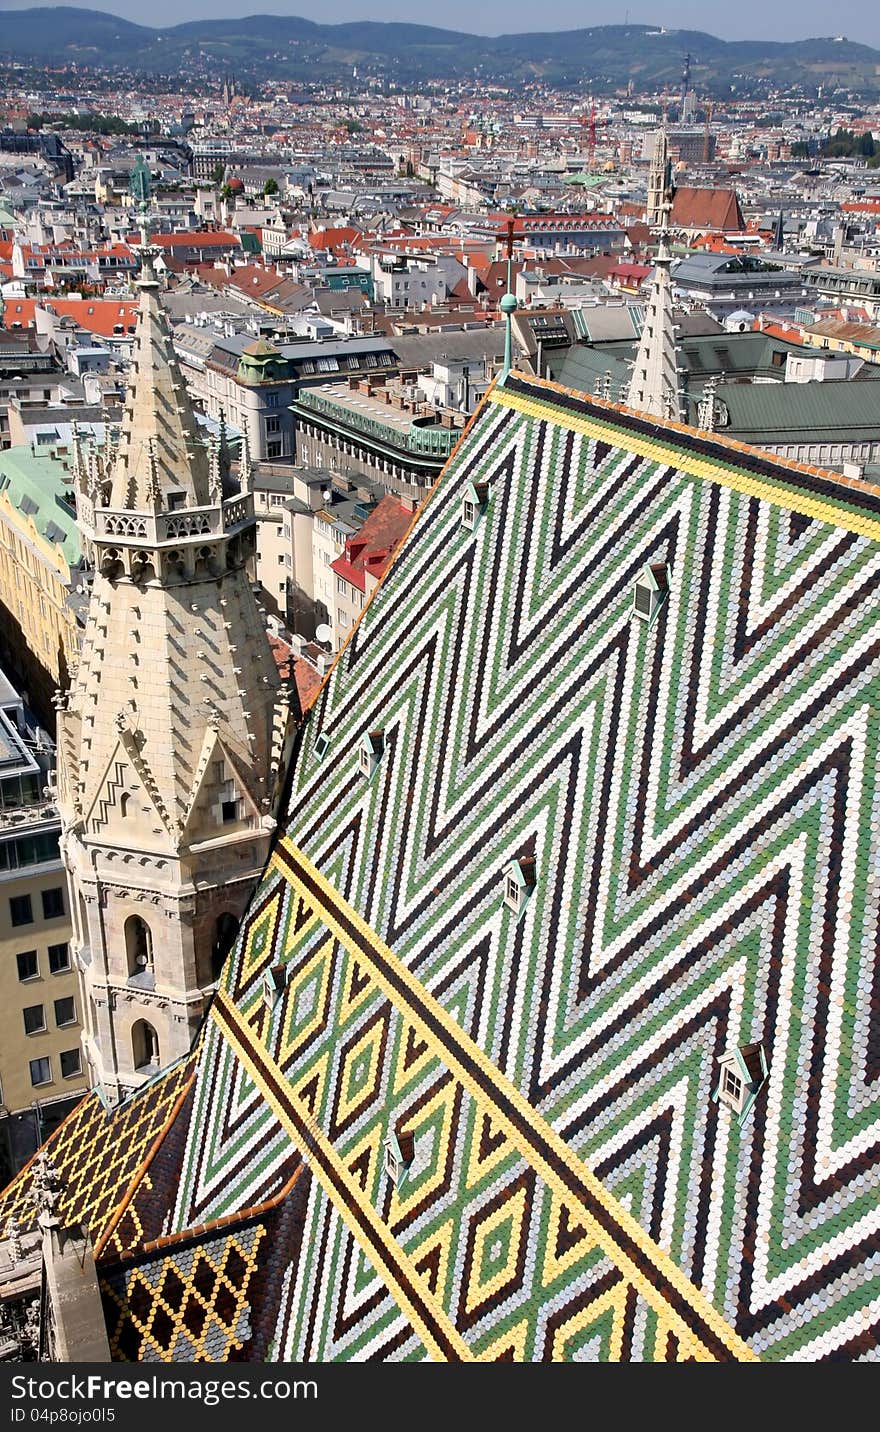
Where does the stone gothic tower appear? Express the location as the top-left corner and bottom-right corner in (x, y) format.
(627, 127), (684, 423)
(55, 252), (296, 1103)
(645, 125), (670, 230)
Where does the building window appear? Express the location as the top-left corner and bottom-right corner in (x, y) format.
(267, 441), (282, 459)
(461, 482), (488, 529)
(60, 1048), (82, 1079)
(16, 950), (38, 981)
(336, 575), (348, 595)
(358, 729), (385, 777)
(125, 915), (154, 978)
(263, 964), (285, 1008)
(29, 1056), (51, 1087)
(41, 888), (65, 920)
(132, 1019), (160, 1070)
(383, 1130), (415, 1187)
(714, 1042), (768, 1124)
(721, 1067), (743, 1104)
(54, 996), (76, 1028)
(266, 391), (280, 408)
(503, 856), (537, 915)
(314, 732), (330, 761)
(10, 894), (33, 927)
(23, 1003), (46, 1035)
(266, 416), (281, 434)
(48, 942), (70, 973)
(221, 799), (239, 822)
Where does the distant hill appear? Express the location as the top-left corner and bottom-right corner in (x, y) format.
(2, 9), (879, 94)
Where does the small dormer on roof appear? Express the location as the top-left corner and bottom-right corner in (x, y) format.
(263, 963), (286, 1008)
(633, 561), (670, 626)
(503, 854), (537, 916)
(383, 1128), (415, 1188)
(713, 1041), (768, 1126)
(358, 729), (385, 778)
(461, 480), (489, 531)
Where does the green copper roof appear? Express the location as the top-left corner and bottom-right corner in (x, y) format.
(0, 444), (81, 567)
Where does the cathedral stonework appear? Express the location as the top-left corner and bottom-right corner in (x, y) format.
(54, 252), (295, 1102)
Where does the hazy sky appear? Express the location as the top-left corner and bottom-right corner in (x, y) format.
(2, 0), (878, 47)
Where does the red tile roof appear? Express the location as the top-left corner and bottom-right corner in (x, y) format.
(146, 231), (241, 250)
(2, 297), (139, 336)
(329, 495), (412, 594)
(269, 636), (323, 712)
(671, 187), (745, 234)
(308, 226), (362, 251)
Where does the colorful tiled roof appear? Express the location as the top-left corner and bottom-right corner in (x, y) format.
(5, 371), (880, 1361)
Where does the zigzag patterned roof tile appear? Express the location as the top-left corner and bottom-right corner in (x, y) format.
(4, 371), (880, 1361)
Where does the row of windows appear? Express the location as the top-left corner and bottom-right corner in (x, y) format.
(9, 887), (65, 926)
(28, 1047), (81, 1087)
(16, 943), (70, 980)
(0, 829), (62, 874)
(23, 995), (77, 1033)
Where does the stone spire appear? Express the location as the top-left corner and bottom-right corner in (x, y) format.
(56, 249), (298, 1103)
(109, 255), (211, 511)
(645, 124), (669, 230)
(626, 128), (684, 423)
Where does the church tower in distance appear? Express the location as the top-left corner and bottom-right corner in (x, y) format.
(55, 249), (296, 1103)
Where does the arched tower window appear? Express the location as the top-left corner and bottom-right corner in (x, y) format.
(211, 912), (239, 982)
(119, 793), (130, 818)
(78, 892), (89, 948)
(132, 1019), (160, 1071)
(125, 915), (153, 979)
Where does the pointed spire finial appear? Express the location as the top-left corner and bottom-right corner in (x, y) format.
(625, 124), (683, 423)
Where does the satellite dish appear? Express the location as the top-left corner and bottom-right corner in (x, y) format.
(315, 623), (332, 644)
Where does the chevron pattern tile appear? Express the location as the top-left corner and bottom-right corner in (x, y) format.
(4, 373), (880, 1361)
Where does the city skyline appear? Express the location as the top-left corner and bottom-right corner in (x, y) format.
(2, 0), (879, 49)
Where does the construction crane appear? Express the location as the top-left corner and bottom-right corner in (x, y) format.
(580, 99), (597, 171)
(702, 100), (713, 164)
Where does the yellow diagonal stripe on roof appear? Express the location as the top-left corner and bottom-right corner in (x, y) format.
(211, 988), (474, 1364)
(273, 837), (758, 1363)
(490, 384), (880, 543)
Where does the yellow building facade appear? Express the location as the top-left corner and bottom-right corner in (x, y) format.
(0, 444), (84, 721)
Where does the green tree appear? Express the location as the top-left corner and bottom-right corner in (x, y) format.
(211, 162), (226, 187)
(263, 177), (279, 196)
